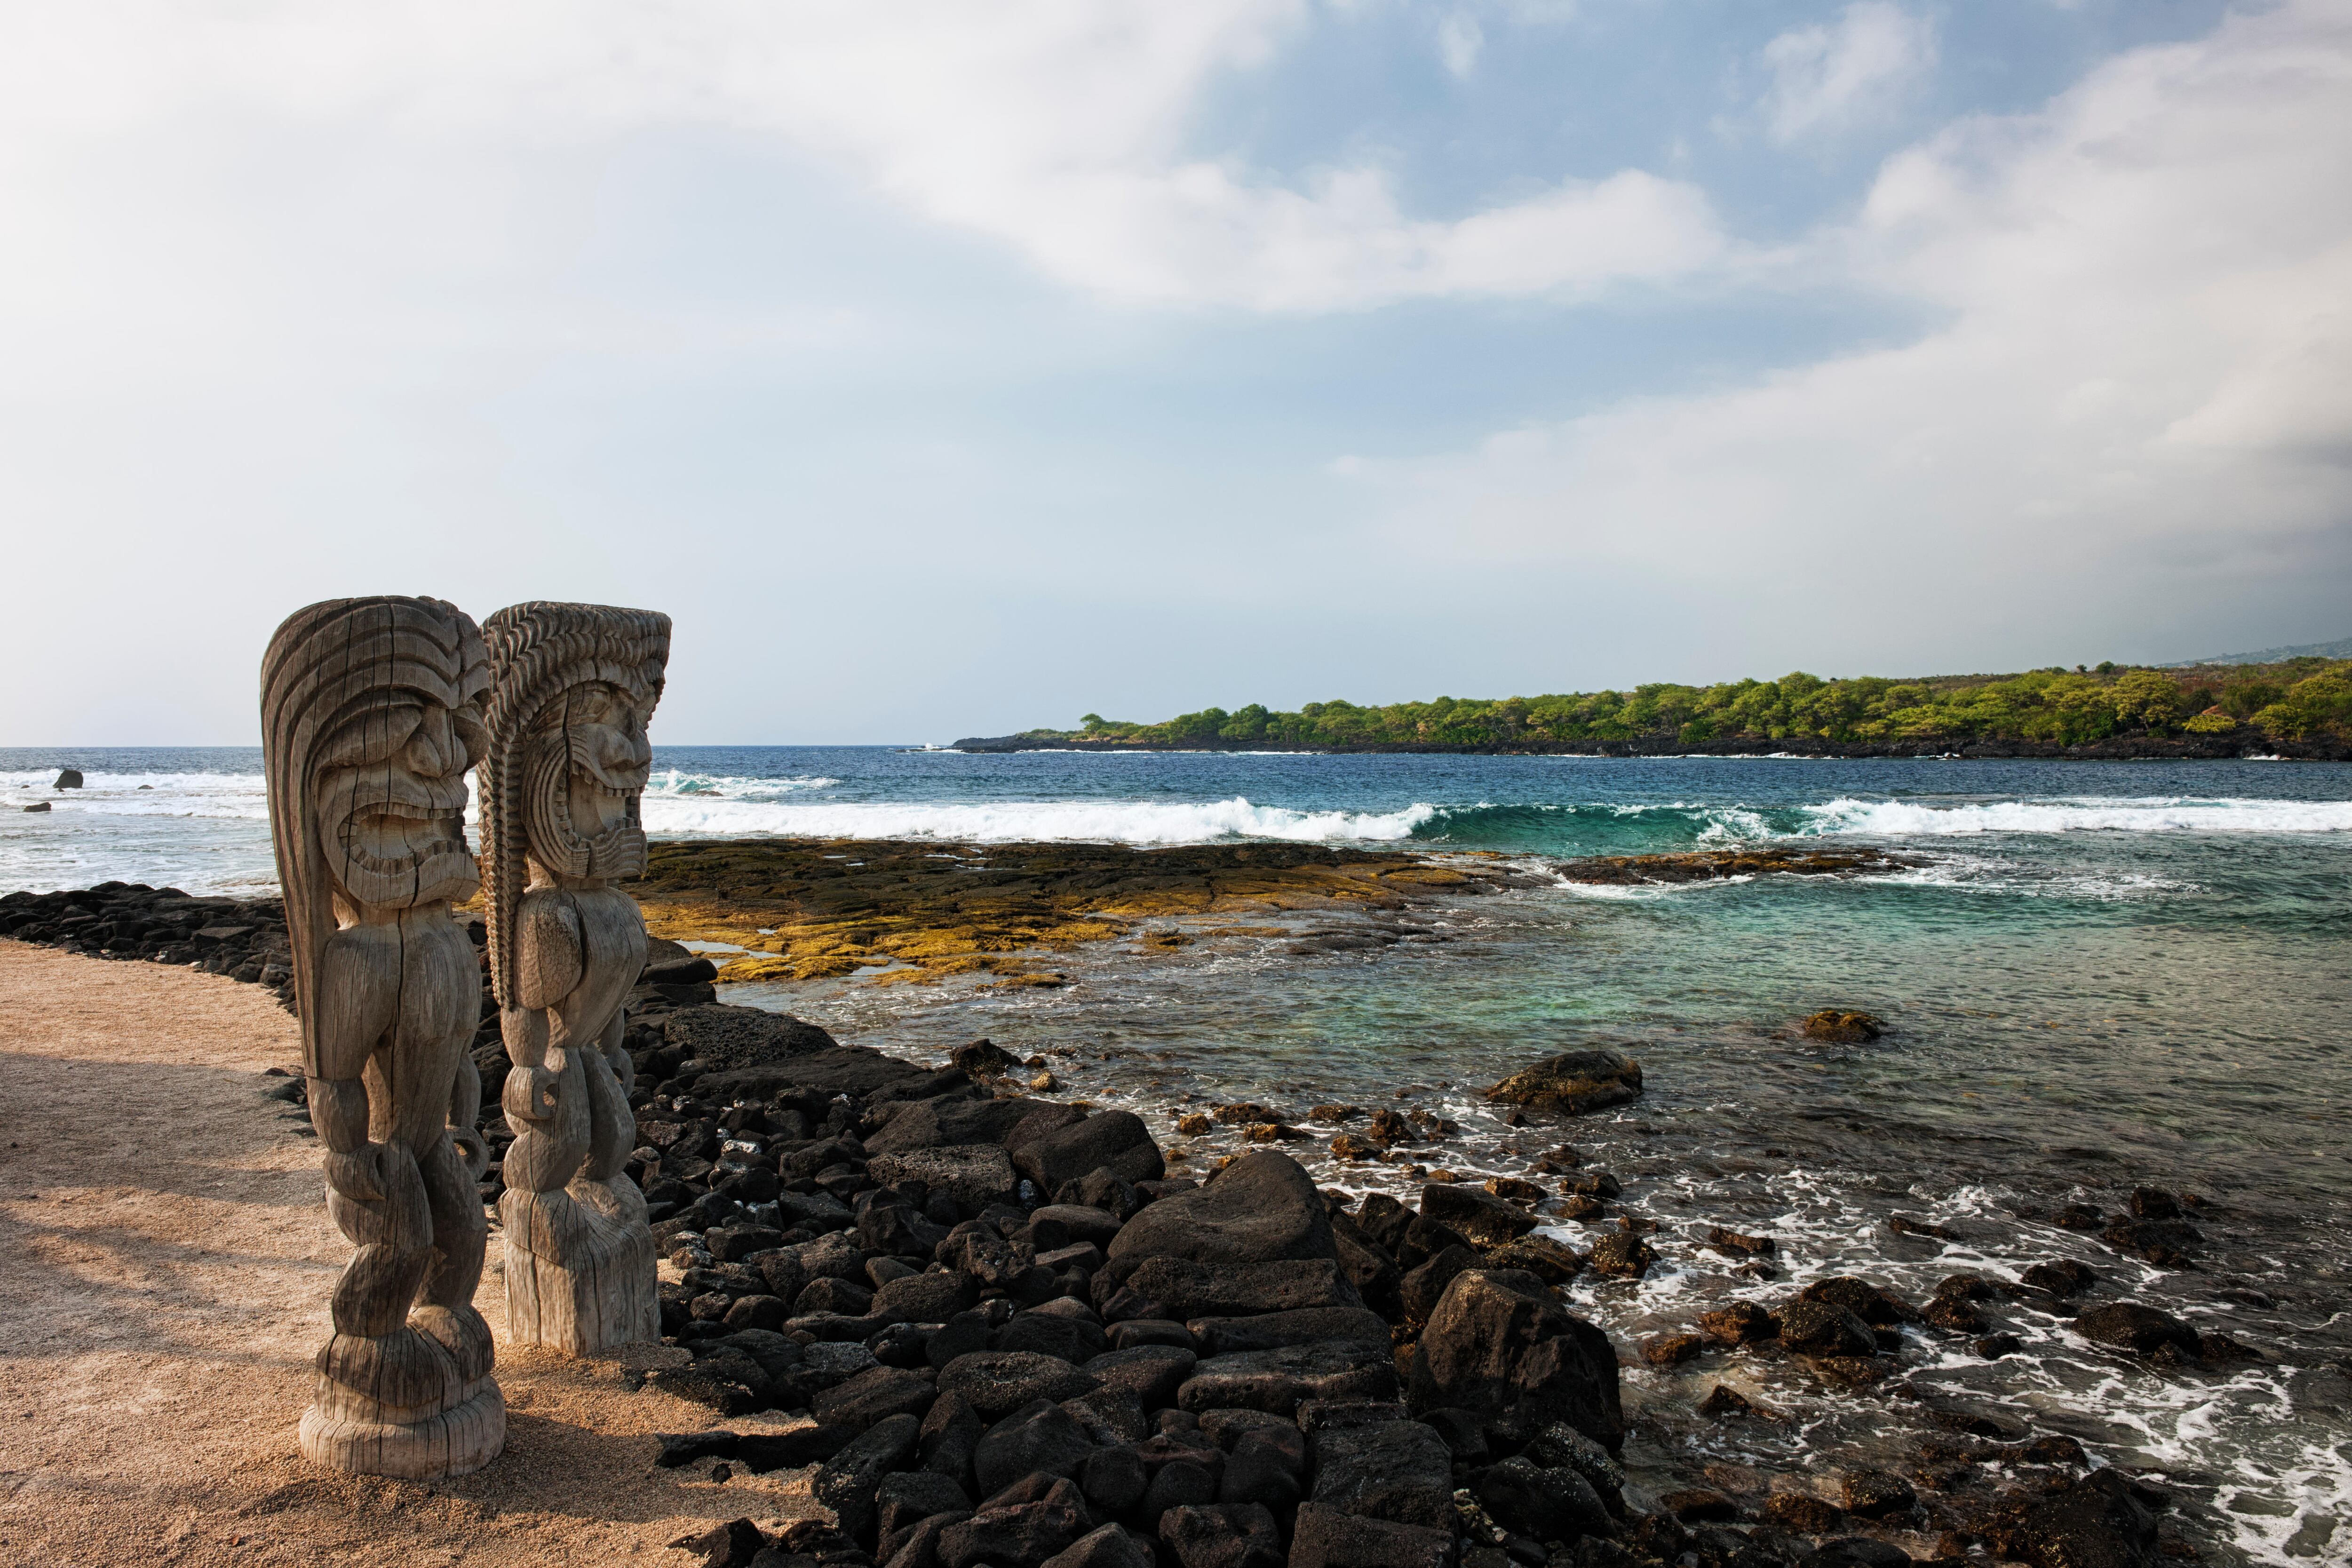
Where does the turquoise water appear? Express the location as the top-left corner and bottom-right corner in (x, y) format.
(6, 747), (2350, 1558)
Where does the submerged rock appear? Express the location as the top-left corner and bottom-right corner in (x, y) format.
(1484, 1050), (1644, 1115)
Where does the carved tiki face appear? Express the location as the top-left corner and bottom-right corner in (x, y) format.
(523, 676), (654, 881)
(479, 604), (670, 906)
(313, 688), (488, 910)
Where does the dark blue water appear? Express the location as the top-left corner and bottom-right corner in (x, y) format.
(7, 746), (2350, 1557)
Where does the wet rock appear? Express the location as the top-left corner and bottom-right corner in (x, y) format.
(1641, 1333), (1704, 1367)
(974, 1399), (1099, 1496)
(1796, 1277), (1919, 1327)
(2102, 1218), (2201, 1266)
(1695, 1384), (1777, 1420)
(1484, 1051), (1644, 1115)
(939, 1351), (1101, 1419)
(1658, 1489), (1739, 1522)
(953, 1039), (1024, 1078)
(1478, 1455), (1613, 1542)
(53, 770), (83, 788)
(1887, 1215), (1961, 1242)
(2018, 1260), (2097, 1298)
(1587, 1233), (1655, 1280)
(1307, 1418), (1454, 1528)
(1704, 1228), (1776, 1257)
(2074, 1303), (2200, 1360)
(1982, 1468), (2162, 1568)
(1772, 1301), (1878, 1359)
(2129, 1187), (2182, 1220)
(1483, 1234), (1583, 1285)
(1407, 1268), (1623, 1448)
(1157, 1503), (1285, 1568)
(1177, 1339), (1399, 1416)
(1798, 1538), (1911, 1568)
(1419, 1183), (1540, 1246)
(1287, 1502), (1455, 1568)
(1697, 1302), (1776, 1345)
(1759, 1494), (1842, 1534)
(1521, 1420), (1625, 1503)
(1975, 1333), (2024, 1359)
(1840, 1470), (1915, 1520)
(1801, 1011), (1882, 1042)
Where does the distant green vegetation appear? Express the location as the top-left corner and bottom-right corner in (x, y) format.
(1036, 658), (2352, 751)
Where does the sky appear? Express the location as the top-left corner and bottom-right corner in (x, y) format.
(2, 0), (2347, 744)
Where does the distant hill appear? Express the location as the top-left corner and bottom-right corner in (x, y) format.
(962, 657), (2352, 759)
(2164, 635), (2352, 667)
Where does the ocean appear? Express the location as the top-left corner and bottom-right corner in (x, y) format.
(5, 745), (2349, 1560)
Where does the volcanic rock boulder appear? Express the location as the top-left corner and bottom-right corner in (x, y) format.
(1406, 1268), (1623, 1448)
(1013, 1110), (1165, 1193)
(2074, 1303), (2202, 1361)
(869, 1146), (1020, 1211)
(1418, 1184), (1540, 1247)
(1287, 1503), (1455, 1568)
(1176, 1340), (1400, 1416)
(1105, 1151), (1336, 1283)
(1307, 1418), (1454, 1528)
(1983, 1469), (2164, 1568)
(1484, 1050), (1643, 1115)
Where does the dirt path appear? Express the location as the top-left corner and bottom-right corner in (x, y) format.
(0, 941), (815, 1567)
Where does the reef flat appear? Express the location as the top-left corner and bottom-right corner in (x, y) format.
(630, 838), (1516, 988)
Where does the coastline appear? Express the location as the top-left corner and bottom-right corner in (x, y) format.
(8, 824), (2349, 1567)
(950, 734), (2345, 761)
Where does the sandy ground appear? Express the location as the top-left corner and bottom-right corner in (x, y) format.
(0, 940), (819, 1568)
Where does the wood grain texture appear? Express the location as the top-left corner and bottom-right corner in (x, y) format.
(261, 596), (505, 1479)
(480, 601), (670, 1354)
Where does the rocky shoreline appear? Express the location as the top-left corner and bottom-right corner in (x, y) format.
(2, 877), (2258, 1568)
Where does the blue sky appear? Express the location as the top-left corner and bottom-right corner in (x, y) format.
(2, 0), (2345, 743)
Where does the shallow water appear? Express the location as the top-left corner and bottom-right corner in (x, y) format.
(6, 746), (2349, 1560)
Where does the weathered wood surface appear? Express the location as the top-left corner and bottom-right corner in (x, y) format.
(481, 601), (670, 1353)
(260, 596), (505, 1478)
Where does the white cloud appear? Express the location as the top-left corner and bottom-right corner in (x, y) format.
(0, 0), (1719, 312)
(1760, 1), (1938, 143)
(1438, 11), (1485, 80)
(1347, 1), (2352, 659)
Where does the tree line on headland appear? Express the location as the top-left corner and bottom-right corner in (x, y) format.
(960, 657), (2352, 757)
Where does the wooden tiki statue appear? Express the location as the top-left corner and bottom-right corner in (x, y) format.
(480, 601), (669, 1352)
(261, 596), (505, 1478)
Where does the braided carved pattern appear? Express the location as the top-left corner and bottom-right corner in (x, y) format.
(478, 603), (669, 1009)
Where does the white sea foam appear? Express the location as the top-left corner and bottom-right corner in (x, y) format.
(1793, 795), (2352, 837)
(638, 795), (1439, 845)
(0, 771), (271, 819)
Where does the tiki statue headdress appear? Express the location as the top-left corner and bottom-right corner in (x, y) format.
(261, 596), (489, 1074)
(477, 601), (669, 1353)
(478, 602), (669, 1007)
(259, 596), (504, 1479)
